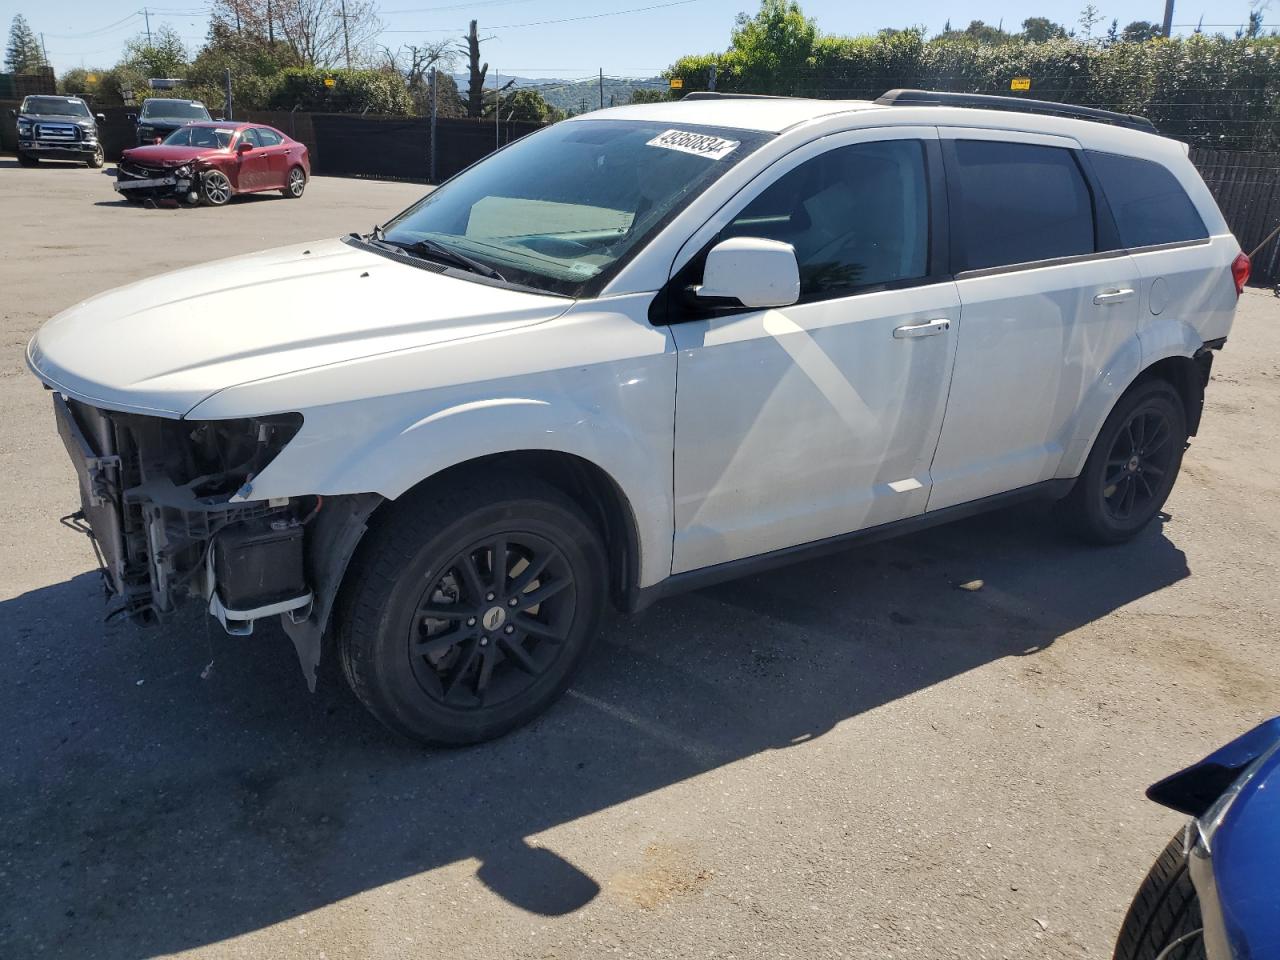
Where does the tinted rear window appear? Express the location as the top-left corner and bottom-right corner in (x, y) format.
(1087, 151), (1208, 249)
(949, 140), (1095, 272)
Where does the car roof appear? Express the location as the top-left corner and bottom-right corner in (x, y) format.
(574, 94), (1186, 163)
(185, 121), (253, 129)
(143, 97), (202, 104)
(573, 96), (884, 133)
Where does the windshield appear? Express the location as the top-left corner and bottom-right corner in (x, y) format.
(22, 96), (90, 118)
(382, 119), (773, 297)
(143, 100), (210, 120)
(162, 125), (234, 148)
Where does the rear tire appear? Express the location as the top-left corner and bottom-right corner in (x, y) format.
(282, 165), (306, 198)
(1059, 379), (1188, 544)
(1113, 831), (1206, 960)
(17, 152), (38, 166)
(338, 473), (607, 745)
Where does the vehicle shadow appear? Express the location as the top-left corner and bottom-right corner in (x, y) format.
(0, 503), (1189, 958)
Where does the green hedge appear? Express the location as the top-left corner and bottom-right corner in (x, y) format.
(267, 67), (412, 114)
(668, 33), (1280, 150)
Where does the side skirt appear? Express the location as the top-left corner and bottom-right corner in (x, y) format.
(627, 478), (1076, 612)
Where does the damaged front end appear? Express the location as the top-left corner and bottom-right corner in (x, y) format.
(113, 160), (200, 203)
(53, 394), (379, 685)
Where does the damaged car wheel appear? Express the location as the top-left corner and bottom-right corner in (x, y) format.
(338, 473), (607, 745)
(200, 169), (232, 206)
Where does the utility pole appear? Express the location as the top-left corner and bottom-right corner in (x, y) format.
(224, 67), (233, 120)
(599, 67), (604, 110)
(267, 0), (274, 45)
(1161, 0), (1175, 35)
(143, 7), (152, 45)
(429, 66), (438, 183)
(708, 63), (717, 91)
(39, 32), (49, 66)
(339, 0), (352, 69)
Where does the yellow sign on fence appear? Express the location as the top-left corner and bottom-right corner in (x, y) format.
(669, 77), (684, 90)
(323, 77), (336, 88)
(1010, 77), (1032, 91)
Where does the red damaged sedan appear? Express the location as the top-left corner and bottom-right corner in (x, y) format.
(114, 121), (310, 206)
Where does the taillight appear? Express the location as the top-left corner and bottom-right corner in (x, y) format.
(1231, 252), (1251, 296)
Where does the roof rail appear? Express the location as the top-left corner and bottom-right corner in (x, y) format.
(875, 89), (1157, 133)
(682, 91), (786, 101)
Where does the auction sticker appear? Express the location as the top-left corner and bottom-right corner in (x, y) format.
(646, 129), (740, 160)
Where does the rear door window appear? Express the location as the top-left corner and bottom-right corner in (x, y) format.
(948, 140), (1096, 271)
(256, 128), (283, 146)
(1086, 151), (1208, 249)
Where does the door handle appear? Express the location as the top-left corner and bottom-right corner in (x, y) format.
(893, 318), (950, 339)
(1093, 288), (1135, 305)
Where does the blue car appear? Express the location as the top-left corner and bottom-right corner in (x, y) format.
(1115, 718), (1280, 960)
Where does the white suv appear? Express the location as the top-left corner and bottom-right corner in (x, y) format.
(29, 91), (1249, 744)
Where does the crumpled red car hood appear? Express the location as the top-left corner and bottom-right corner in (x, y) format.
(121, 144), (227, 166)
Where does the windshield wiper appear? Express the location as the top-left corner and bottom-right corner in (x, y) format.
(393, 238), (506, 282)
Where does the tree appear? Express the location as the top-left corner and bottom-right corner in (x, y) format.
(629, 88), (669, 103)
(936, 19), (1010, 43)
(1077, 4), (1104, 42)
(123, 24), (190, 79)
(1120, 20), (1162, 42)
(5, 14), (45, 73)
(1021, 16), (1068, 41)
(1105, 18), (1120, 45)
(461, 19), (488, 117)
(381, 38), (451, 113)
(272, 0), (381, 68)
(490, 87), (560, 122)
(726, 0), (817, 93)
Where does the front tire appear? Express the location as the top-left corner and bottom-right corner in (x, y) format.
(86, 144), (105, 168)
(1113, 831), (1206, 960)
(200, 169), (233, 206)
(1060, 379), (1188, 544)
(17, 152), (38, 166)
(338, 474), (607, 745)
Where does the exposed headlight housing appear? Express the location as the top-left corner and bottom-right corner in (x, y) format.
(175, 164), (192, 177)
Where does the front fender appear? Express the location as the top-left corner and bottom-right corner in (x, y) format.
(186, 296), (677, 587)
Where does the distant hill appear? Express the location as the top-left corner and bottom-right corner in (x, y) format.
(451, 73), (668, 115)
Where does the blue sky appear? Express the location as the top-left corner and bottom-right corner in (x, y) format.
(2, 0), (1263, 76)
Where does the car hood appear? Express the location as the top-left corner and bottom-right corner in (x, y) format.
(122, 144), (224, 166)
(21, 112), (93, 125)
(28, 238), (572, 418)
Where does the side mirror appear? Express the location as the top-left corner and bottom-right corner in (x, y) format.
(7, 108), (15, 118)
(694, 237), (800, 309)
(95, 113), (106, 122)
(126, 113), (137, 122)
(237, 141), (253, 153)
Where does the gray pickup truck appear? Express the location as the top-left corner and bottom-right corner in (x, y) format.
(13, 94), (106, 167)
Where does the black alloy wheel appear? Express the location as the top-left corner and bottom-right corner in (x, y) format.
(1101, 406), (1178, 524)
(339, 473), (606, 745)
(1060, 379), (1188, 544)
(409, 532), (577, 710)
